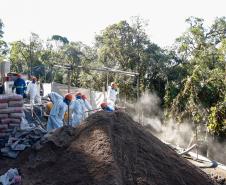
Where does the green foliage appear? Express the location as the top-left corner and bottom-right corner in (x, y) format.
(51, 35), (69, 45)
(166, 16), (226, 135)
(95, 17), (170, 99)
(10, 41), (29, 72)
(0, 19), (3, 38)
(0, 19), (8, 58)
(9, 33), (44, 74)
(208, 102), (226, 136)
(0, 40), (8, 56)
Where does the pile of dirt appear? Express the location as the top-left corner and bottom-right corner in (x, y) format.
(0, 111), (218, 185)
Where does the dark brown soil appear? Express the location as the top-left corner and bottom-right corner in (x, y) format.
(0, 111), (217, 185)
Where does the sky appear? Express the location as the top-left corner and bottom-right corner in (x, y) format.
(0, 0), (225, 48)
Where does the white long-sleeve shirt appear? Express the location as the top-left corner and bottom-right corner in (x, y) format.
(107, 86), (118, 103)
(70, 99), (84, 126)
(27, 82), (38, 99)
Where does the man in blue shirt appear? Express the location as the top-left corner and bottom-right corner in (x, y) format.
(12, 74), (27, 97)
(100, 102), (114, 112)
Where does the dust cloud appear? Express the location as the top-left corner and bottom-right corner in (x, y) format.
(125, 91), (194, 147)
(124, 92), (226, 164)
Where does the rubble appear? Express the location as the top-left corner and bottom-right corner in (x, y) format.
(0, 127), (46, 158)
(0, 168), (21, 185)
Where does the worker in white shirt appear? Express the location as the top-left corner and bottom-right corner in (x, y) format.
(81, 94), (92, 118)
(107, 82), (118, 107)
(26, 76), (42, 106)
(70, 92), (84, 126)
(47, 93), (73, 131)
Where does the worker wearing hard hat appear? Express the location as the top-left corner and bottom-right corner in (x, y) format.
(12, 74), (27, 97)
(44, 93), (68, 122)
(100, 102), (114, 112)
(70, 92), (84, 126)
(107, 82), (118, 107)
(45, 101), (53, 116)
(26, 76), (41, 106)
(47, 92), (73, 131)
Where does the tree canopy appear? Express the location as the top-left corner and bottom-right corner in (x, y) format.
(0, 19), (8, 59)
(166, 17), (226, 135)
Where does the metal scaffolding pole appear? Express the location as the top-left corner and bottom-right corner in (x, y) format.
(55, 64), (139, 77)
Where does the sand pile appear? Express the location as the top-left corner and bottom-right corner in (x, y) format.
(0, 111), (217, 185)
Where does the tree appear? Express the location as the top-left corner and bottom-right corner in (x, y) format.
(0, 19), (3, 38)
(50, 35), (69, 50)
(58, 41), (98, 87)
(0, 40), (8, 57)
(166, 17), (226, 135)
(9, 33), (44, 75)
(10, 41), (29, 72)
(95, 17), (171, 100)
(0, 19), (8, 59)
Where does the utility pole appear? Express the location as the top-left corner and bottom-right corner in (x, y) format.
(67, 64), (72, 126)
(106, 72), (109, 91)
(137, 75), (141, 124)
(136, 21), (141, 124)
(67, 69), (71, 93)
(29, 36), (32, 76)
(195, 123), (199, 160)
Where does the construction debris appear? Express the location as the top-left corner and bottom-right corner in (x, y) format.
(0, 168), (21, 185)
(0, 111), (218, 185)
(0, 127), (46, 158)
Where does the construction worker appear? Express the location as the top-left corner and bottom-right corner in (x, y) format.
(44, 93), (70, 122)
(26, 76), (41, 106)
(44, 101), (53, 118)
(12, 74), (27, 97)
(70, 92), (84, 126)
(47, 92), (63, 103)
(107, 82), (118, 107)
(44, 92), (63, 121)
(47, 92), (73, 131)
(81, 95), (92, 118)
(100, 102), (114, 112)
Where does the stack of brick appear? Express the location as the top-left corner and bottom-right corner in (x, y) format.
(0, 94), (24, 139)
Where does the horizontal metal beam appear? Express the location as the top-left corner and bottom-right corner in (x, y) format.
(78, 66), (138, 76)
(53, 64), (139, 77)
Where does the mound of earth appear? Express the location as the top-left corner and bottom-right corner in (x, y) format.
(0, 111), (217, 185)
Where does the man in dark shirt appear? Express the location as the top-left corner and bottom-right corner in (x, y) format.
(12, 74), (27, 97)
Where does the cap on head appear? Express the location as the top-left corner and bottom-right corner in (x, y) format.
(101, 102), (108, 108)
(65, 93), (73, 101)
(76, 92), (82, 97)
